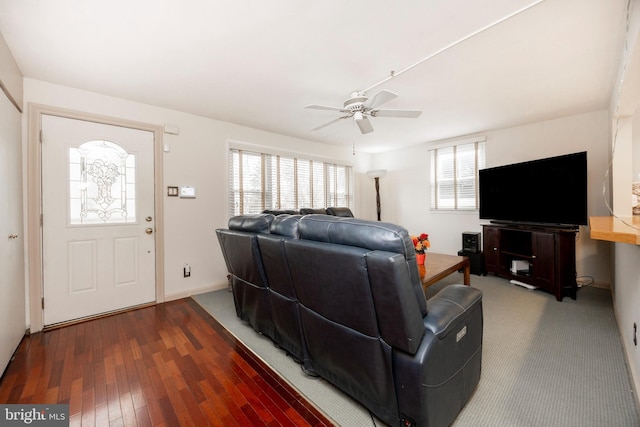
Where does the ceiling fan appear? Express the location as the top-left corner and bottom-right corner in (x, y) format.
(304, 89), (422, 134)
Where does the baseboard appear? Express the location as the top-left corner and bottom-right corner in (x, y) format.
(164, 281), (229, 302)
(591, 280), (611, 290)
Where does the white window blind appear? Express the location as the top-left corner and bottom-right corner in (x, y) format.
(430, 139), (485, 210)
(229, 148), (353, 216)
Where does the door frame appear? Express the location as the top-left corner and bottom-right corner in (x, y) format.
(27, 103), (165, 333)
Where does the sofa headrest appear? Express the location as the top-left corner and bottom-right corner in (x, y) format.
(228, 214), (275, 233)
(326, 207), (354, 217)
(262, 209), (299, 216)
(298, 215), (414, 257)
(270, 214), (302, 237)
(299, 208), (327, 215)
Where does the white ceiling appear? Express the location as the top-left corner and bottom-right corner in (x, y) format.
(0, 0), (628, 153)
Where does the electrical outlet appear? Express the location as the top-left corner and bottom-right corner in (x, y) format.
(183, 264), (191, 278)
(401, 416), (416, 427)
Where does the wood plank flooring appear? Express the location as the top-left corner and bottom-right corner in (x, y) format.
(0, 298), (334, 427)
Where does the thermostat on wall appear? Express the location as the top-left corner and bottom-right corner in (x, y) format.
(179, 186), (196, 198)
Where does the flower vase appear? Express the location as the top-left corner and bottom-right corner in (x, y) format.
(416, 253), (426, 265)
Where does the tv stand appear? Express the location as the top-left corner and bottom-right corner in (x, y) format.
(489, 220), (578, 230)
(483, 223), (577, 301)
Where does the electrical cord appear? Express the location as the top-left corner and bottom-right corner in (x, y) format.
(576, 276), (596, 288)
(369, 411), (378, 427)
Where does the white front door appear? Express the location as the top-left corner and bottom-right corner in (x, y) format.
(41, 114), (156, 326)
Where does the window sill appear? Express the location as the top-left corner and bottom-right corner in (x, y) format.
(589, 216), (640, 245)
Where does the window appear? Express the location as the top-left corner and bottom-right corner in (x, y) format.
(430, 138), (485, 210)
(69, 140), (136, 224)
(229, 148), (353, 216)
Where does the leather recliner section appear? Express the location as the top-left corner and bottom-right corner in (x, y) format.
(216, 214), (275, 340)
(217, 213), (483, 427)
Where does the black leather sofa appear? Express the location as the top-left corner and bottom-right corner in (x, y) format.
(216, 214), (483, 427)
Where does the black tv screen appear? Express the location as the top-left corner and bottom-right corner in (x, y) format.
(479, 151), (588, 227)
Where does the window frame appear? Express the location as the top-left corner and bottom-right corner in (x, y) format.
(227, 142), (354, 216)
(429, 137), (486, 211)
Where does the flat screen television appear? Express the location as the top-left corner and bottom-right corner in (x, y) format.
(479, 151), (588, 227)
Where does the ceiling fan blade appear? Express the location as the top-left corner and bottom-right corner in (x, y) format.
(355, 116), (374, 134)
(363, 89), (398, 110)
(304, 104), (348, 113)
(312, 116), (350, 131)
(371, 109), (422, 118)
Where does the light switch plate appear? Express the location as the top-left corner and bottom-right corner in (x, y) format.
(167, 186), (179, 197)
(179, 186), (196, 198)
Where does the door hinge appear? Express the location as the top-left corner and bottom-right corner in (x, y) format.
(39, 130), (44, 143)
(40, 213), (43, 226)
(41, 297), (44, 310)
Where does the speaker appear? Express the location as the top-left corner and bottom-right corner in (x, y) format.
(462, 232), (481, 253)
(458, 250), (486, 276)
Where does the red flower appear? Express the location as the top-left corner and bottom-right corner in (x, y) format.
(411, 233), (430, 254)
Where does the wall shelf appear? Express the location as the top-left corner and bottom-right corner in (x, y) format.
(589, 216), (640, 245)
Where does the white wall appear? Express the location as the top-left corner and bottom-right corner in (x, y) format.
(0, 30), (23, 110)
(22, 78), (374, 305)
(372, 110), (613, 286)
(615, 242), (640, 408)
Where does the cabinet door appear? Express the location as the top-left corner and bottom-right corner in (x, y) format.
(0, 91), (25, 375)
(483, 226), (500, 274)
(532, 232), (554, 289)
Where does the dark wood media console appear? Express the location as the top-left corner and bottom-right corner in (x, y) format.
(483, 223), (578, 301)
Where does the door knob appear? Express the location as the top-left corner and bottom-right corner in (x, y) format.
(145, 228), (153, 235)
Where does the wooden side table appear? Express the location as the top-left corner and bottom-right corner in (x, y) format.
(419, 252), (470, 292)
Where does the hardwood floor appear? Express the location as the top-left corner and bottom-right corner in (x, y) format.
(0, 298), (334, 427)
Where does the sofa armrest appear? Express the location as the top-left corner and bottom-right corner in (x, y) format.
(392, 284), (483, 427)
(424, 284), (482, 339)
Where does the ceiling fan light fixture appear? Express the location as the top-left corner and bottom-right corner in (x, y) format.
(306, 89), (421, 134)
(355, 114), (374, 134)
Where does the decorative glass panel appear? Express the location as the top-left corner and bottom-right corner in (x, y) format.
(69, 140), (136, 224)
